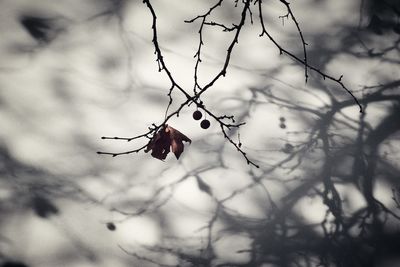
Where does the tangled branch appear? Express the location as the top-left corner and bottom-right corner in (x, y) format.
(98, 0), (362, 167)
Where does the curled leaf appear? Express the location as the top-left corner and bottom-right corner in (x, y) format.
(145, 124), (191, 160)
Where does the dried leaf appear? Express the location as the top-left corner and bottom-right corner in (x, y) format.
(144, 125), (171, 160)
(145, 124), (191, 160)
(166, 125), (191, 159)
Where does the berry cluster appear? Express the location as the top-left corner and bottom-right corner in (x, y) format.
(193, 110), (210, 129)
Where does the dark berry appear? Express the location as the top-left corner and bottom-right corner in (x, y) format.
(106, 222), (116, 231)
(200, 119), (210, 129)
(279, 116), (286, 122)
(279, 123), (286, 129)
(193, 110), (202, 120)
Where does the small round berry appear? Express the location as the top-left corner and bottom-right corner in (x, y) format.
(200, 119), (210, 129)
(279, 123), (286, 129)
(106, 222), (116, 231)
(193, 110), (202, 120)
(279, 116), (286, 122)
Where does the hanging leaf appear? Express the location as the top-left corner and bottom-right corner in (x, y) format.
(166, 125), (191, 159)
(145, 125), (171, 160)
(145, 124), (191, 160)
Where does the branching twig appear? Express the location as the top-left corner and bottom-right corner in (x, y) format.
(99, 0), (258, 166)
(257, 0), (362, 112)
(99, 0), (363, 167)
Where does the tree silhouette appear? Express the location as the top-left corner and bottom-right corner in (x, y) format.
(98, 0), (362, 168)
(0, 0), (399, 266)
(94, 0), (400, 266)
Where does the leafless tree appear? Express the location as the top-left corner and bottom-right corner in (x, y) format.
(1, 0), (399, 266)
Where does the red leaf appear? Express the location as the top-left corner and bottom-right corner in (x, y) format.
(145, 124), (191, 160)
(144, 125), (171, 160)
(166, 125), (191, 159)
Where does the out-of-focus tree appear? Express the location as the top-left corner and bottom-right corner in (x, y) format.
(0, 0), (399, 266)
